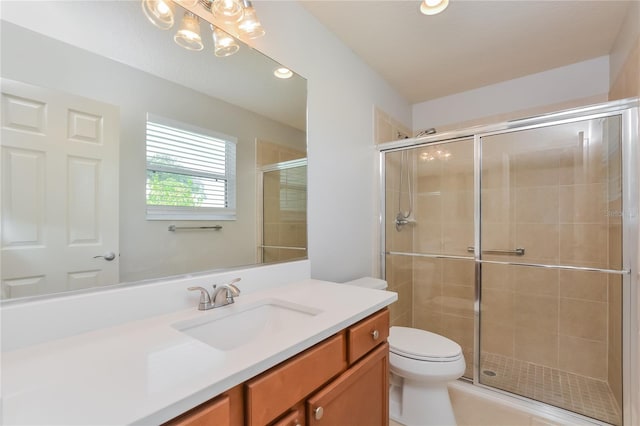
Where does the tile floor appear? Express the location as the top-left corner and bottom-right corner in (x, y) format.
(479, 352), (620, 425)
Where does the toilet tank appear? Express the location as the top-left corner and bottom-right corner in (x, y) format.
(343, 277), (388, 290)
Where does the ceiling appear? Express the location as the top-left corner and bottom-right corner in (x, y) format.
(301, 0), (632, 104)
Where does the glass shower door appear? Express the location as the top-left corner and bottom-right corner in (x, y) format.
(478, 115), (624, 425)
(260, 159), (308, 263)
(384, 138), (476, 379)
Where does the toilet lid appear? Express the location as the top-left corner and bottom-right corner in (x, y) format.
(388, 326), (463, 362)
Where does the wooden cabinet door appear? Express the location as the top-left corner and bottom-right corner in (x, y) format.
(306, 343), (389, 426)
(246, 333), (346, 426)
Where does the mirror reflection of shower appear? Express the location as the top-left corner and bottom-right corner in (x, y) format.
(395, 149), (416, 231)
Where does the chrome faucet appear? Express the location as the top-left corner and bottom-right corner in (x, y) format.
(188, 278), (241, 310)
(211, 278), (241, 307)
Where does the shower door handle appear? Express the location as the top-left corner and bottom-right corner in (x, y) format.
(467, 246), (525, 256)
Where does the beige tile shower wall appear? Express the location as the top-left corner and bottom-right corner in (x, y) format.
(480, 122), (615, 380)
(375, 106), (411, 143)
(412, 139), (476, 378)
(257, 140), (305, 167)
(412, 257), (475, 378)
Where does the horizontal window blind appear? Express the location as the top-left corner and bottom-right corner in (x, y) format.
(145, 114), (236, 220)
(279, 165), (307, 212)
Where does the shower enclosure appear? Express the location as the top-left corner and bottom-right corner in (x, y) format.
(380, 99), (638, 425)
(258, 158), (307, 263)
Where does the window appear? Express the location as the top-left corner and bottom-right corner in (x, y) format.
(145, 114), (236, 220)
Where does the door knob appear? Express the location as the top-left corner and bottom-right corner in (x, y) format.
(314, 406), (324, 420)
(371, 329), (380, 340)
(94, 251), (116, 261)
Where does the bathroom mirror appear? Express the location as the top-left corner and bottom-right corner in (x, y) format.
(0, 0), (307, 301)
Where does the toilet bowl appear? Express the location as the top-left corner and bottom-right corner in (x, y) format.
(344, 277), (466, 426)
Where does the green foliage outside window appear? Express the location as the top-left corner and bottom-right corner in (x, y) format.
(146, 155), (205, 207)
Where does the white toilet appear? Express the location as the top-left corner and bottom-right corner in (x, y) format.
(344, 277), (466, 426)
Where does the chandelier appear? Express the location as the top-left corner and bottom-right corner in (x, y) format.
(141, 0), (265, 57)
(419, 148), (452, 162)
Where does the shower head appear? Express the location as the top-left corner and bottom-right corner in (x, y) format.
(416, 128), (437, 137)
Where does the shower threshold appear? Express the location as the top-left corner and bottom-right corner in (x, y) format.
(479, 352), (621, 425)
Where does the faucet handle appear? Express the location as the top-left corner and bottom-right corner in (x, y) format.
(227, 278), (241, 296)
(188, 286), (212, 310)
(213, 278), (241, 297)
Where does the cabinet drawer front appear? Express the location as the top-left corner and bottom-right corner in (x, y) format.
(307, 343), (389, 426)
(347, 309), (389, 364)
(166, 395), (230, 426)
(246, 333), (346, 426)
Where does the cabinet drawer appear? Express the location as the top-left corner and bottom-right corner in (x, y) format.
(246, 333), (346, 426)
(166, 394), (230, 426)
(347, 309), (389, 364)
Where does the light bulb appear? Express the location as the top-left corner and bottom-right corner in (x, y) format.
(273, 67), (293, 79)
(238, 2), (265, 39)
(174, 12), (204, 51)
(420, 0), (449, 15)
(211, 0), (244, 24)
(212, 25), (240, 57)
(141, 0), (175, 30)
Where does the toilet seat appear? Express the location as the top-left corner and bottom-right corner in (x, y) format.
(389, 326), (462, 362)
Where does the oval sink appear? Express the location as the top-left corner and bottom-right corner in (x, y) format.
(172, 299), (321, 351)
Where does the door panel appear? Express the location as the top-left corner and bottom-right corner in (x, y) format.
(480, 116), (621, 269)
(479, 115), (624, 425)
(306, 343), (388, 426)
(1, 79), (119, 299)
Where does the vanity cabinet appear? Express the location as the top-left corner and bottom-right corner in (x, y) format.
(249, 308), (390, 426)
(166, 308), (389, 426)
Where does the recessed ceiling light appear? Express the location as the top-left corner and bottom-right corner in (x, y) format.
(420, 0), (449, 15)
(274, 67), (293, 79)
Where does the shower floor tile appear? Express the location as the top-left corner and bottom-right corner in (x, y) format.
(480, 352), (621, 425)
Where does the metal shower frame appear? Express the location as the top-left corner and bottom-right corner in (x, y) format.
(377, 98), (639, 426)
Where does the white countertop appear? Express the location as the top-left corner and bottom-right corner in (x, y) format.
(1, 279), (397, 425)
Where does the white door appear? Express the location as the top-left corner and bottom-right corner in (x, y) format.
(1, 79), (119, 299)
